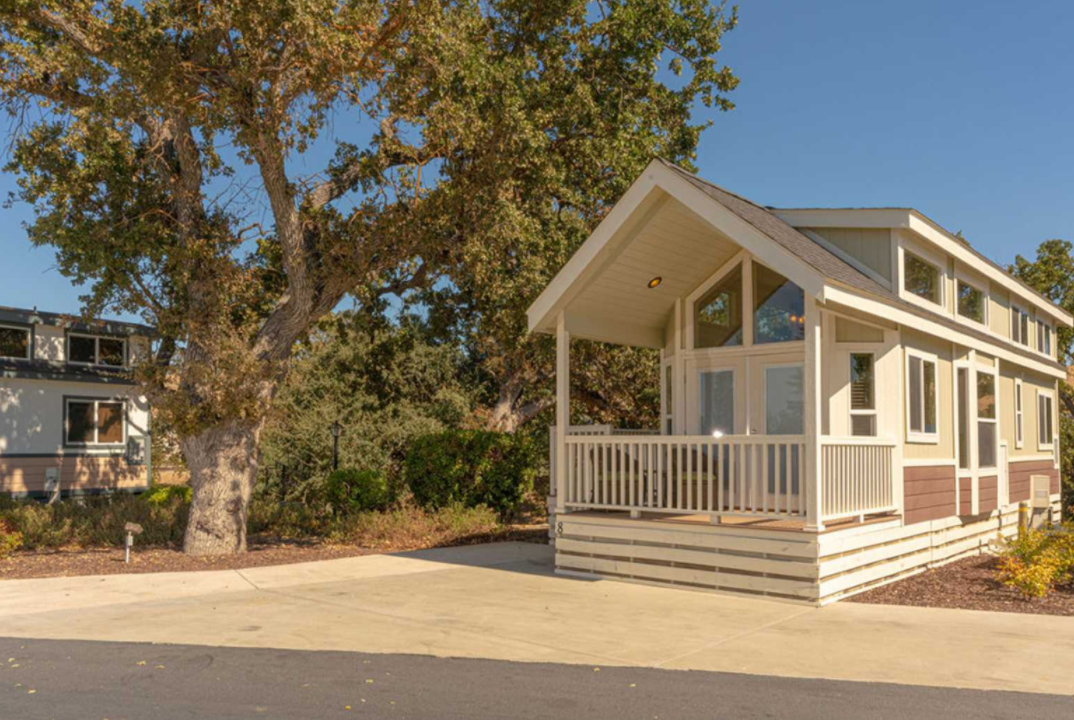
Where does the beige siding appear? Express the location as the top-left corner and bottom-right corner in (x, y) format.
(989, 283), (1010, 337)
(808, 228), (892, 281)
(0, 454), (146, 494)
(902, 329), (955, 461)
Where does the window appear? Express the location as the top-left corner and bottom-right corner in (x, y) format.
(1037, 320), (1052, 355)
(0, 325), (31, 360)
(765, 365), (804, 435)
(1011, 308), (1030, 346)
(1038, 391), (1055, 449)
(65, 399), (125, 446)
(753, 263), (804, 344)
(904, 252), (941, 305)
(849, 353), (876, 436)
(956, 280), (985, 323)
(67, 333), (126, 367)
(976, 371), (997, 469)
(907, 352), (938, 441)
(1015, 378), (1024, 449)
(695, 264), (743, 349)
(699, 369), (734, 436)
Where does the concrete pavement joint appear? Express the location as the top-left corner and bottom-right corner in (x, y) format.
(649, 606), (816, 668)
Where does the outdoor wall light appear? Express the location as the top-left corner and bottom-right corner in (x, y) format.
(647, 276), (662, 289)
(711, 429), (724, 439)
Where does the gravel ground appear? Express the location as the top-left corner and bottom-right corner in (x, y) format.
(847, 553), (1074, 616)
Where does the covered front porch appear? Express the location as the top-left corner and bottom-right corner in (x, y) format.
(531, 160), (904, 537)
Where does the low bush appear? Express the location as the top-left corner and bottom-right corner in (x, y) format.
(996, 524), (1074, 598)
(141, 484), (193, 506)
(330, 502), (503, 550)
(0, 494), (188, 551)
(0, 518), (22, 560)
(323, 469), (390, 514)
(403, 430), (535, 519)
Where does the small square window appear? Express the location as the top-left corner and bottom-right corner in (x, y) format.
(851, 414), (876, 437)
(0, 326), (30, 359)
(98, 338), (125, 366)
(904, 252), (941, 305)
(956, 281), (985, 323)
(69, 335), (97, 364)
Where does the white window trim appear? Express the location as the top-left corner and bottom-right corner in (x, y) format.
(1037, 388), (1055, 451)
(954, 277), (988, 326)
(0, 323), (32, 360)
(67, 332), (128, 368)
(65, 398), (127, 447)
(905, 349), (940, 444)
(661, 358), (675, 435)
(975, 365), (999, 472)
(848, 352), (877, 437)
(1014, 378), (1024, 449)
(899, 244), (946, 312)
(1010, 305), (1030, 347)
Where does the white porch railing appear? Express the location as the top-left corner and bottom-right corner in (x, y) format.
(820, 437), (897, 522)
(551, 427), (898, 526)
(562, 434), (807, 519)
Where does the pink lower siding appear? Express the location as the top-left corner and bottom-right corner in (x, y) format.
(1008, 459), (1058, 502)
(903, 465), (956, 525)
(979, 475), (998, 513)
(0, 455), (145, 494)
(958, 477), (972, 515)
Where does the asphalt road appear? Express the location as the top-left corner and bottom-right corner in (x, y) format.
(0, 637), (1069, 719)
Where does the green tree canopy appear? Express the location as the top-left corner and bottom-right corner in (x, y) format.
(0, 0), (738, 553)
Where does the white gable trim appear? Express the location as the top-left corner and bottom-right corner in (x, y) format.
(527, 160), (827, 335)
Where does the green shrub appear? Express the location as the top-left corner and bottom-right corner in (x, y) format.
(323, 469), (390, 515)
(141, 484), (193, 506)
(996, 525), (1074, 598)
(0, 494), (188, 550)
(0, 518), (22, 560)
(403, 430), (535, 518)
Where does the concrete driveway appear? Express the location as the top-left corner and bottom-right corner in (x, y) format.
(2, 542), (1071, 695)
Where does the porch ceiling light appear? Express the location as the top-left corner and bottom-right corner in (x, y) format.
(647, 276), (662, 289)
(711, 429), (724, 439)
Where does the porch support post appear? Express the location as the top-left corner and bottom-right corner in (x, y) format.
(555, 312), (570, 516)
(804, 295), (825, 531)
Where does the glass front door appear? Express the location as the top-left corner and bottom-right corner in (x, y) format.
(764, 364), (804, 435)
(699, 369), (734, 436)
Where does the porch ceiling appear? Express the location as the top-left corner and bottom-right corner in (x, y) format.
(562, 194), (741, 348)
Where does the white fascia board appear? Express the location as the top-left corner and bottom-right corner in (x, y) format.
(527, 160), (828, 336)
(824, 284), (1067, 380)
(658, 169), (828, 300)
(771, 208), (912, 230)
(526, 164), (664, 335)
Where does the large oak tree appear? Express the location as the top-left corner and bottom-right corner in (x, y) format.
(0, 0), (737, 554)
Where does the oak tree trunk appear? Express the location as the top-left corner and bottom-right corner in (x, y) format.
(181, 420), (265, 555)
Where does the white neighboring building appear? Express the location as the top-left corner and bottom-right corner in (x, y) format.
(0, 305), (153, 498)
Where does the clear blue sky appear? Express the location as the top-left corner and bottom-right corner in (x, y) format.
(2, 0), (1072, 322)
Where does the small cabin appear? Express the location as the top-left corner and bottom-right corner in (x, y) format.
(528, 159), (1068, 605)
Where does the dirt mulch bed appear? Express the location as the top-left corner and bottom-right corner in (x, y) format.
(1, 525), (550, 581)
(847, 553), (1074, 616)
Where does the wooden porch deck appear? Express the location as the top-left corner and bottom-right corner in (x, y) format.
(565, 509), (900, 534)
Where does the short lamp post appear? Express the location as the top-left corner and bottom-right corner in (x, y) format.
(330, 420), (343, 471)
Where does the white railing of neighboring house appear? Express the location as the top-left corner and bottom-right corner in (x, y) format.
(561, 434), (808, 519)
(820, 437), (898, 523)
